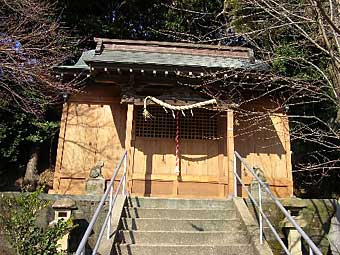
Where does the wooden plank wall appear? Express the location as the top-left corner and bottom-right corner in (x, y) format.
(234, 101), (293, 197)
(51, 84), (126, 194)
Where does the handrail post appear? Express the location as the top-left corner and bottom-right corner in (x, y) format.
(122, 154), (127, 195)
(258, 184), (263, 244)
(107, 185), (113, 240)
(233, 153), (237, 197)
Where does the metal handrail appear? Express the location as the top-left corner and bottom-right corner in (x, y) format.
(234, 151), (322, 255)
(75, 151), (127, 255)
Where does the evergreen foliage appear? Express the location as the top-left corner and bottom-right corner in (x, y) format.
(0, 188), (74, 255)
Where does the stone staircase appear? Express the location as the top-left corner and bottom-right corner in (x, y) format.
(111, 197), (266, 255)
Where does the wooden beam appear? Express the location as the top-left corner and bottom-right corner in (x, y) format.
(226, 110), (235, 197)
(131, 173), (229, 183)
(125, 104), (134, 194)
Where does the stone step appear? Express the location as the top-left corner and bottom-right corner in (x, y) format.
(126, 197), (233, 209)
(117, 230), (250, 245)
(113, 244), (255, 255)
(121, 218), (244, 231)
(122, 207), (237, 219)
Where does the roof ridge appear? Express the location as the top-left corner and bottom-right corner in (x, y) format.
(94, 37), (252, 53)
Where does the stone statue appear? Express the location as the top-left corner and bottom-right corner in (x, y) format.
(250, 165), (270, 200)
(253, 165), (267, 182)
(89, 161), (104, 178)
(86, 161), (105, 195)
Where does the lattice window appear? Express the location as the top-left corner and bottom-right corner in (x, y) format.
(135, 106), (218, 139)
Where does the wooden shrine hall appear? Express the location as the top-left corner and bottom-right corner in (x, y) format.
(51, 38), (293, 198)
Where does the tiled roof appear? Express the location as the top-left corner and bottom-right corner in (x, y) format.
(58, 38), (269, 71)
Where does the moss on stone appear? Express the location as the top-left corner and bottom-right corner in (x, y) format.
(245, 198), (336, 254)
(266, 239), (284, 255)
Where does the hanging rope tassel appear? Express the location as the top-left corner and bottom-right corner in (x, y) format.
(175, 111), (180, 176)
(143, 108), (153, 119)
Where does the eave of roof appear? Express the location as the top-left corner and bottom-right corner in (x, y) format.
(88, 50), (267, 70)
(57, 50), (94, 71)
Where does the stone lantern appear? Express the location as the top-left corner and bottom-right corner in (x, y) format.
(280, 199), (308, 255)
(51, 198), (77, 252)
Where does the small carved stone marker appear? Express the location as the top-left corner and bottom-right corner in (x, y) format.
(86, 161), (105, 195)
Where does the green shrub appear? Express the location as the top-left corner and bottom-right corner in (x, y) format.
(0, 188), (73, 255)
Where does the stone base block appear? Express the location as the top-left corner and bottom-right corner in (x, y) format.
(86, 177), (105, 195)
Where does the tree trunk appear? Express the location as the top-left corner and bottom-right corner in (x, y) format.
(329, 61), (340, 122)
(24, 145), (40, 186)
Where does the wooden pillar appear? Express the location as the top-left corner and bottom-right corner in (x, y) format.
(218, 115), (227, 197)
(50, 103), (69, 194)
(283, 114), (294, 197)
(172, 179), (178, 197)
(125, 104), (134, 194)
(226, 110), (235, 197)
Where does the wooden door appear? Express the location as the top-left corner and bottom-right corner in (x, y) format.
(131, 106), (228, 198)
